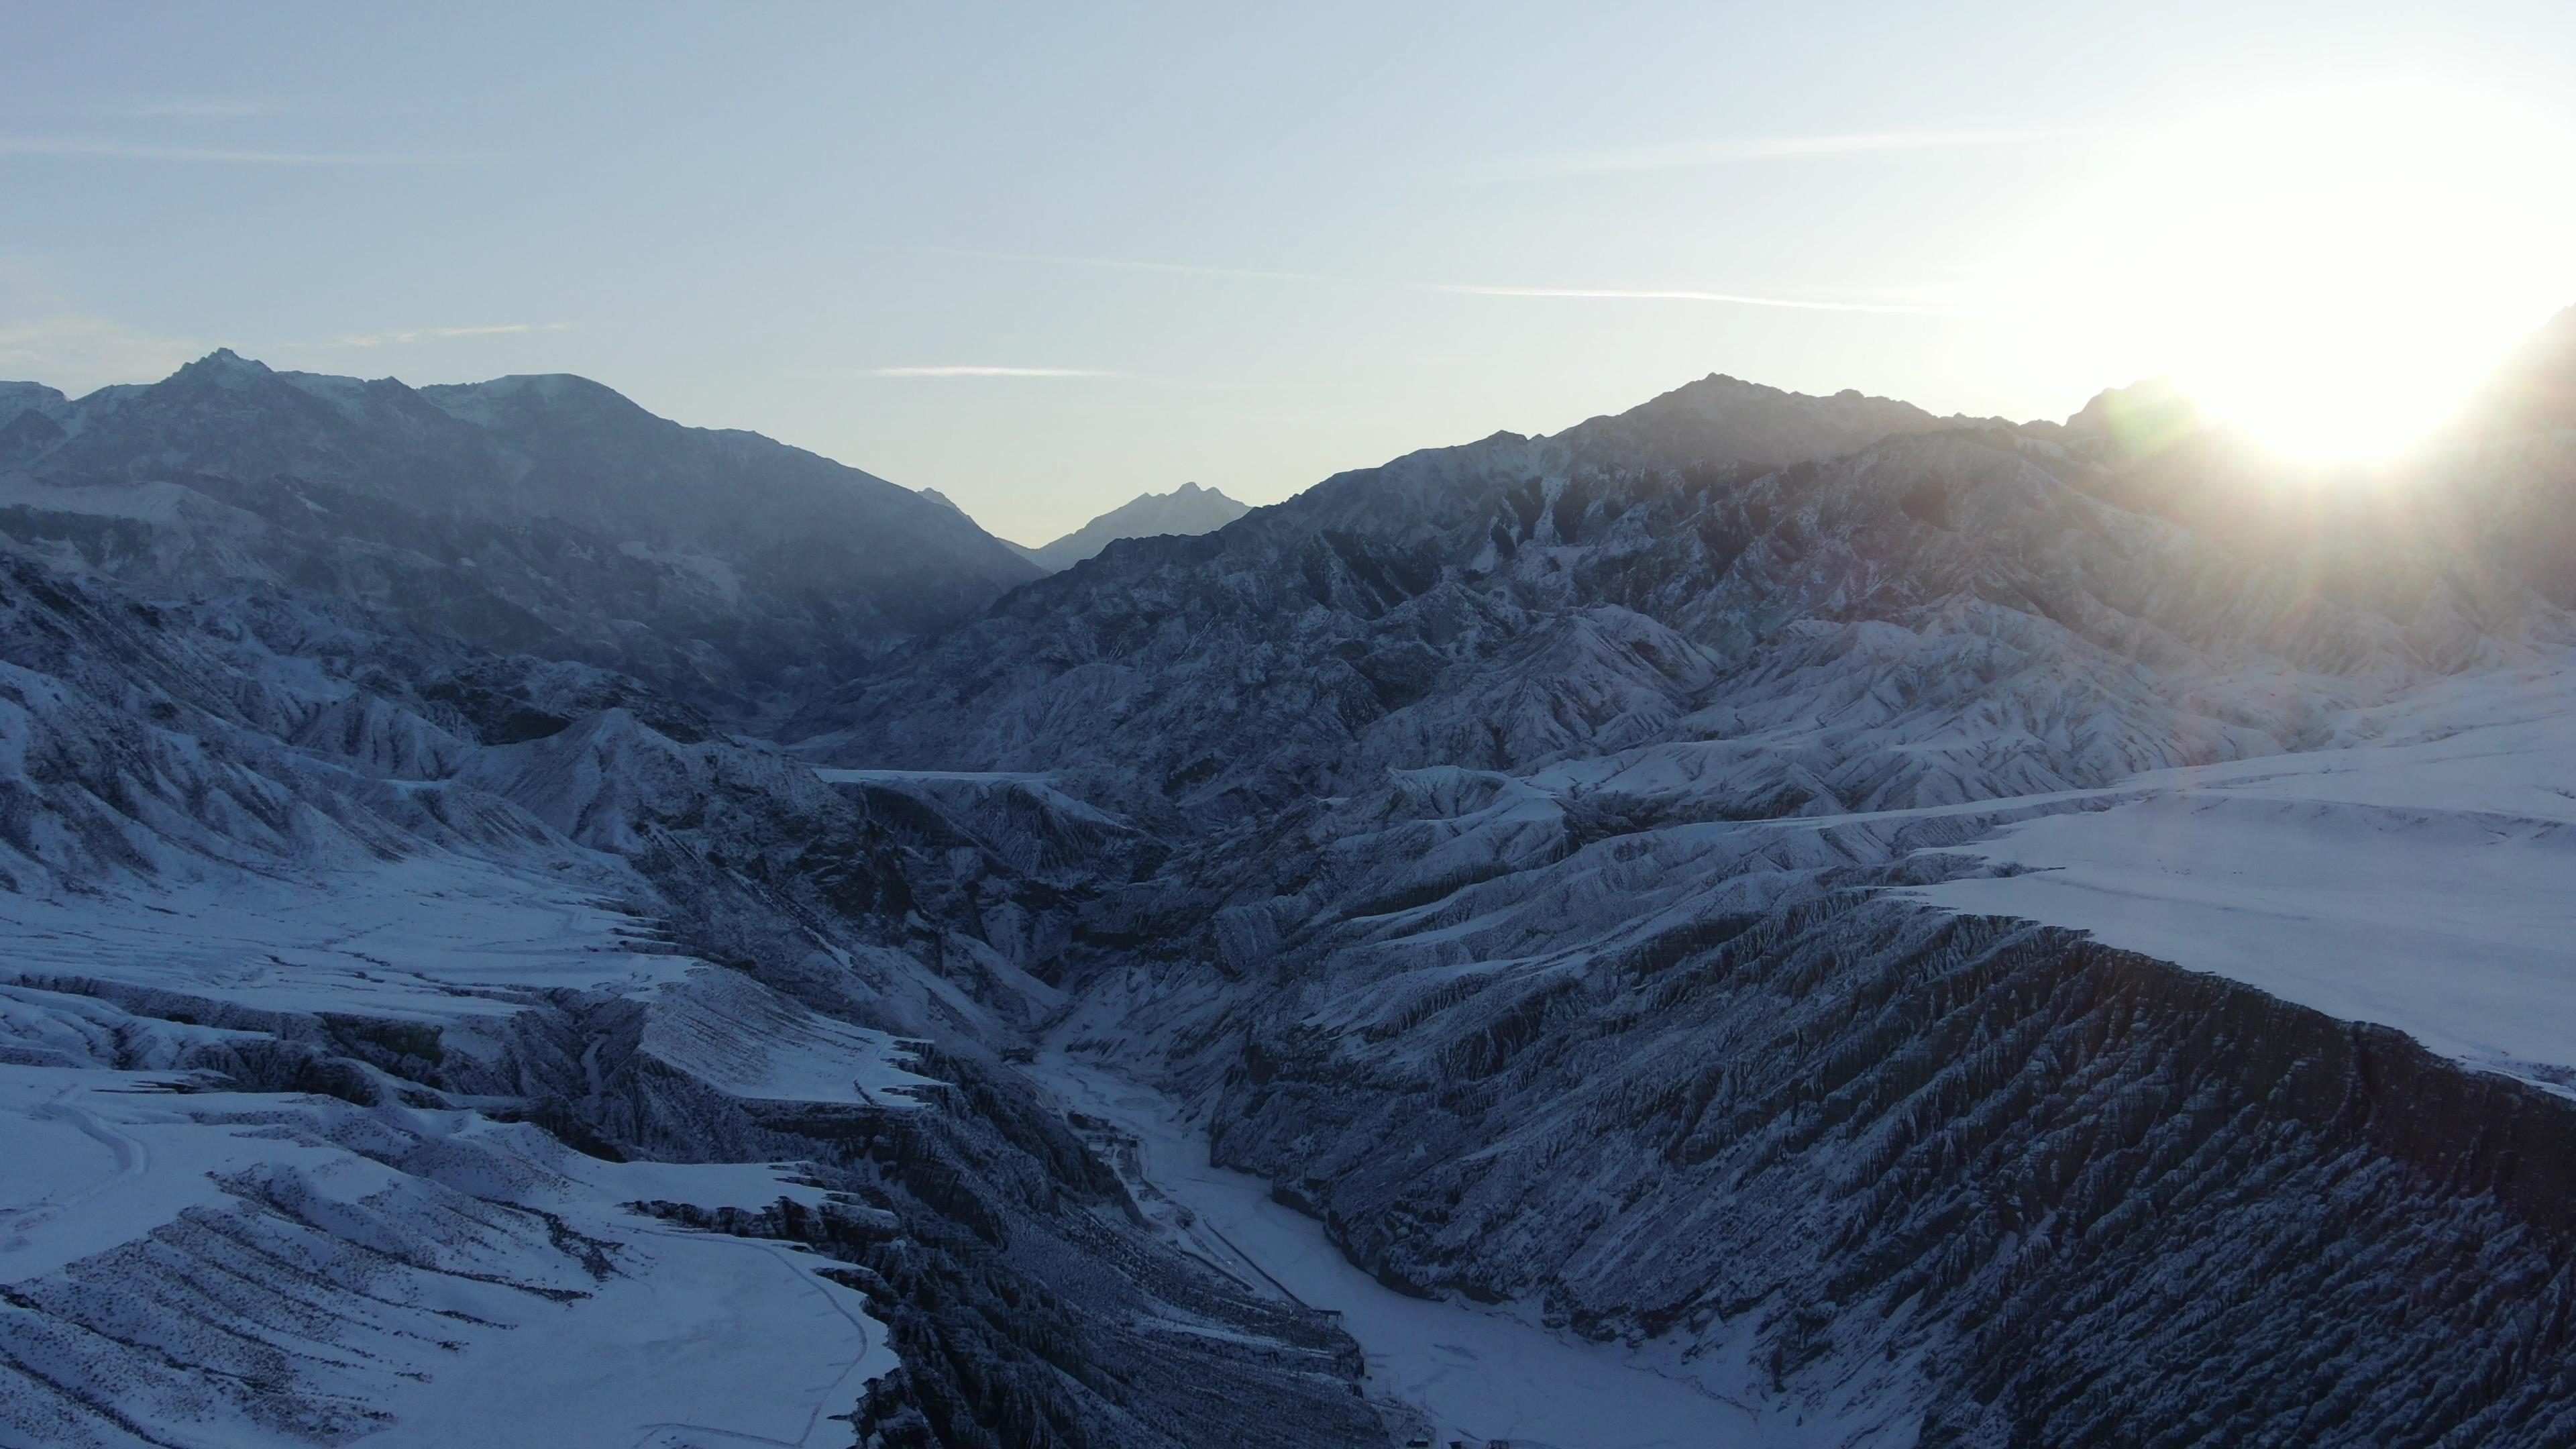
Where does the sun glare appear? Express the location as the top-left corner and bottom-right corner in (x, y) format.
(2006, 84), (2576, 464)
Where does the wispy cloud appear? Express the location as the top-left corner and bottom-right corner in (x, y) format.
(1428, 284), (1956, 316)
(283, 323), (574, 350)
(0, 262), (204, 392)
(125, 99), (288, 121)
(0, 316), (203, 391)
(1491, 129), (2053, 179)
(902, 245), (1322, 283)
(864, 365), (1117, 378)
(0, 136), (482, 165)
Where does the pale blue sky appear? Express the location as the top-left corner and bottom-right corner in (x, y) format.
(6, 2), (2573, 541)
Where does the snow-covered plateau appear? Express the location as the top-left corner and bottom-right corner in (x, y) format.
(1917, 661), (2576, 1090)
(5, 327), (2576, 1446)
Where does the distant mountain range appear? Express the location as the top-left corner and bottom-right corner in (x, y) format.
(0, 349), (1040, 722)
(991, 480), (1250, 572)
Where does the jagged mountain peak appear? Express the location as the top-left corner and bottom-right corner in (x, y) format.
(176, 345), (272, 379)
(17, 347), (496, 497)
(1018, 477), (1252, 572)
(1623, 369), (1909, 414)
(1591, 370), (1952, 470)
(117, 347), (419, 413)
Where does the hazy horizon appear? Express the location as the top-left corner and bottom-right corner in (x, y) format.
(5, 339), (2167, 549)
(9, 1), (2575, 539)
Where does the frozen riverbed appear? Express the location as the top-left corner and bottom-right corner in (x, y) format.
(1024, 1047), (1888, 1449)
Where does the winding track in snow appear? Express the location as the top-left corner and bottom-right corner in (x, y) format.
(1, 1083), (153, 1245)
(621, 1230), (890, 1449)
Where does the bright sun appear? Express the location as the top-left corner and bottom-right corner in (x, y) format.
(2009, 84), (2576, 464)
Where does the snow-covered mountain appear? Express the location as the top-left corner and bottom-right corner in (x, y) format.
(0, 555), (1379, 1448)
(0, 351), (1042, 723)
(1012, 480), (1249, 572)
(796, 372), (2558, 816)
(5, 335), (2576, 1447)
(0, 358), (1370, 1448)
(790, 360), (2576, 1444)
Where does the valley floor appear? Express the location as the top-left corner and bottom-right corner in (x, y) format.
(1025, 1040), (1896, 1449)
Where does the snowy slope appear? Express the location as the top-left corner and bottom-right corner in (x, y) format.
(0, 834), (924, 1447)
(0, 1064), (899, 1449)
(1918, 659), (2576, 1090)
(0, 861), (937, 1102)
